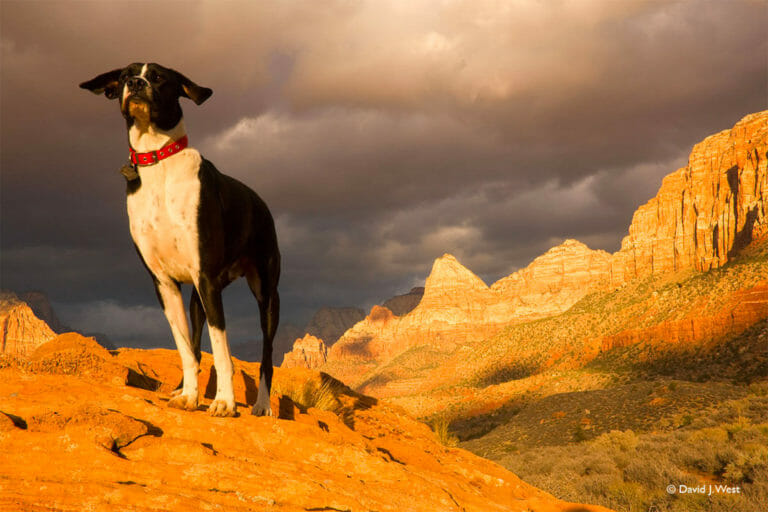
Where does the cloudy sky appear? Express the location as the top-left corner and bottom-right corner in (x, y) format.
(1, 1), (766, 353)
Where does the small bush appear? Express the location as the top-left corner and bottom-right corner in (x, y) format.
(273, 377), (343, 414)
(431, 416), (459, 447)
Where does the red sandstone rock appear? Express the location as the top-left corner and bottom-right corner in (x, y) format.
(0, 340), (611, 512)
(610, 111), (768, 283)
(599, 284), (768, 352)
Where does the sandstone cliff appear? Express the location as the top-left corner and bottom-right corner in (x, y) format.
(281, 333), (328, 369)
(609, 110), (768, 283)
(492, 240), (612, 318)
(0, 292), (57, 357)
(0, 334), (611, 512)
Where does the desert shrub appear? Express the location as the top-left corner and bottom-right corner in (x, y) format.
(273, 377), (343, 414)
(623, 458), (666, 489)
(593, 429), (640, 453)
(747, 382), (768, 396)
(430, 416), (458, 447)
(572, 424), (589, 442)
(605, 481), (647, 512)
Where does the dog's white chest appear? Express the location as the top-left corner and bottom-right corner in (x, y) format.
(127, 149), (202, 283)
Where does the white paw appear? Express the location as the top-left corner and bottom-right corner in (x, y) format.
(168, 393), (198, 411)
(208, 399), (237, 417)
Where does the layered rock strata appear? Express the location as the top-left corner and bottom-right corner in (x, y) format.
(0, 292), (57, 357)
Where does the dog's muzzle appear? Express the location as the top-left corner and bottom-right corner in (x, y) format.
(126, 76), (149, 94)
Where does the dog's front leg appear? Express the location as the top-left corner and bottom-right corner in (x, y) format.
(154, 279), (199, 411)
(196, 277), (236, 417)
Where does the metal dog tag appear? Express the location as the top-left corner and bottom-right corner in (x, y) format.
(120, 161), (140, 181)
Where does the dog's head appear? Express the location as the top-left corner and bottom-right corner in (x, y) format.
(79, 63), (212, 130)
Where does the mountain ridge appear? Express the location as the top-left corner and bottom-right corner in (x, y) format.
(307, 110), (768, 406)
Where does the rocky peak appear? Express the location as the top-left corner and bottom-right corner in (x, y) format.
(281, 333), (328, 369)
(492, 239), (612, 305)
(421, 254), (493, 307)
(18, 290), (65, 333)
(0, 292), (57, 357)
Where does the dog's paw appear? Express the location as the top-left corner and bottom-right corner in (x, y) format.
(169, 388), (183, 398)
(168, 393), (198, 411)
(251, 403), (273, 417)
(208, 399), (237, 417)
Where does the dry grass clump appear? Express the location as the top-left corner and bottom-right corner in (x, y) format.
(273, 377), (344, 414)
(430, 416), (459, 447)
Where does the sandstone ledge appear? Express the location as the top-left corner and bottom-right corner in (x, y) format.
(0, 334), (611, 512)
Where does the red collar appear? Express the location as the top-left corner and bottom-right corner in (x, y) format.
(129, 135), (189, 166)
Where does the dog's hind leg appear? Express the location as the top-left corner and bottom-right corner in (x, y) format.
(196, 276), (237, 417)
(172, 288), (206, 396)
(246, 257), (280, 417)
(154, 279), (199, 411)
(189, 288), (205, 364)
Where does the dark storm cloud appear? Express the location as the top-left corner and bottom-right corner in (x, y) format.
(1, 1), (766, 348)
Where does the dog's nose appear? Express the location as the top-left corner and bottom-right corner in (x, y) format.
(126, 77), (148, 93)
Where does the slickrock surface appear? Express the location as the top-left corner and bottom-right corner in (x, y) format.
(0, 292), (56, 357)
(280, 333), (328, 369)
(0, 334), (610, 512)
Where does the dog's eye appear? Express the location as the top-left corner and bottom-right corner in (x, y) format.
(148, 71), (160, 82)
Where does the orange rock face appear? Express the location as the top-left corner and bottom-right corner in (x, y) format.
(281, 333), (328, 369)
(600, 284), (768, 351)
(0, 293), (56, 357)
(0, 335), (611, 512)
(491, 239), (612, 318)
(610, 111), (768, 283)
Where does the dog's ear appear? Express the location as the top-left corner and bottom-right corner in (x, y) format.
(79, 68), (123, 100)
(171, 69), (213, 105)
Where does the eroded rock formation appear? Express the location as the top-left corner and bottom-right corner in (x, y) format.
(281, 333), (328, 369)
(0, 292), (57, 357)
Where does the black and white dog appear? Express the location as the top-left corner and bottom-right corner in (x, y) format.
(80, 63), (280, 417)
